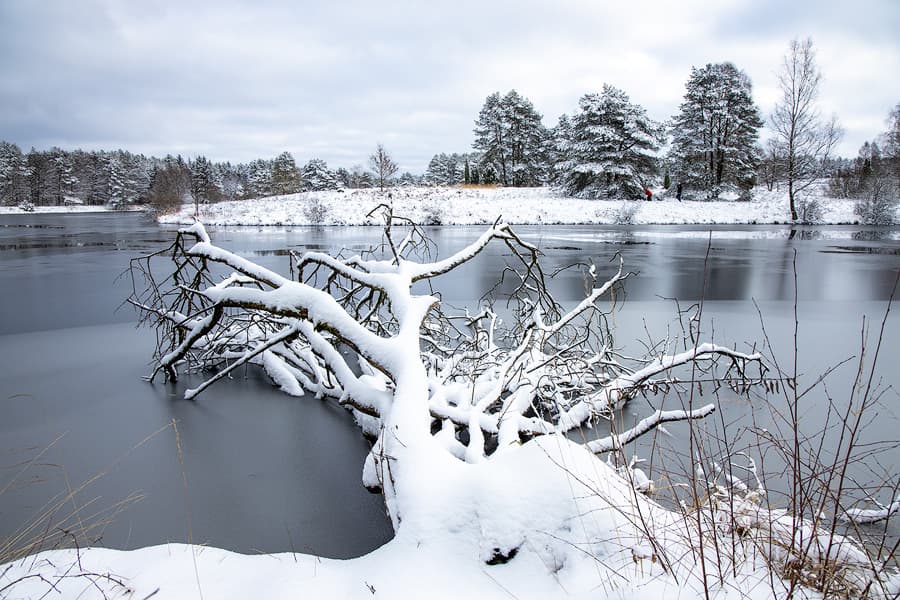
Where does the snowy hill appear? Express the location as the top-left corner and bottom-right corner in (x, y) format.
(157, 185), (870, 227)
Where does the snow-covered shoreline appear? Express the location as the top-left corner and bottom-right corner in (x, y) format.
(0, 205), (137, 215)
(156, 185), (879, 227)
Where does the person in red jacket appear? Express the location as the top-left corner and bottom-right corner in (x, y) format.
(644, 187), (652, 201)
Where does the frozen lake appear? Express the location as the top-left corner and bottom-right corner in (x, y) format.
(1, 212), (898, 556)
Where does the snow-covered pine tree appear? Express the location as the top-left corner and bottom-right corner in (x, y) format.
(125, 151), (153, 205)
(425, 153), (462, 186)
(503, 91), (549, 186)
(546, 114), (573, 186)
(191, 156), (220, 204)
(216, 162), (247, 201)
(473, 90), (548, 187)
(397, 172), (420, 186)
(107, 156), (131, 209)
(669, 63), (763, 199)
(45, 148), (79, 206)
(247, 159), (273, 198)
(0, 141), (32, 206)
(84, 152), (111, 205)
(473, 92), (506, 184)
(301, 158), (340, 191)
(884, 103), (900, 185)
(271, 151), (302, 195)
(559, 85), (661, 199)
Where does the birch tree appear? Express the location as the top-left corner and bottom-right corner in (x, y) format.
(770, 38), (843, 221)
(369, 144), (398, 191)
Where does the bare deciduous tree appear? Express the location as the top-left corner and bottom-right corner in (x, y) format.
(770, 37), (842, 222)
(369, 144), (398, 191)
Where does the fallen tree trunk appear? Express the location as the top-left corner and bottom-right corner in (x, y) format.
(128, 208), (767, 522)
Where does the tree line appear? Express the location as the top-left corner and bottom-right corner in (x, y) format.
(0, 141), (421, 213)
(2, 38), (897, 217)
(426, 38), (898, 214)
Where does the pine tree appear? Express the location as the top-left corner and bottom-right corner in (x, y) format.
(669, 63), (763, 199)
(126, 151), (153, 204)
(217, 162), (247, 201)
(334, 167), (351, 189)
(247, 159), (273, 197)
(45, 148), (79, 206)
(397, 172), (420, 186)
(0, 142), (32, 206)
(559, 85), (661, 199)
(271, 151), (302, 195)
(503, 91), (549, 186)
(301, 158), (340, 191)
(87, 152), (111, 205)
(473, 90), (548, 187)
(191, 156), (220, 205)
(425, 153), (463, 186)
(547, 114), (573, 186)
(107, 156), (131, 209)
(884, 103), (900, 186)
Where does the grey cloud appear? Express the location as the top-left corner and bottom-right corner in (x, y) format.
(1, 0), (897, 170)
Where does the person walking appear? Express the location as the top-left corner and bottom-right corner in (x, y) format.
(676, 183), (683, 202)
(644, 187), (653, 202)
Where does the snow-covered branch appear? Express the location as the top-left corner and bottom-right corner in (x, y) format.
(130, 212), (769, 525)
(586, 404), (717, 453)
(839, 498), (900, 525)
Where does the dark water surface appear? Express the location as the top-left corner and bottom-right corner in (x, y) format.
(1, 213), (898, 557)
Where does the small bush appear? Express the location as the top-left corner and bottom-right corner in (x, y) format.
(854, 192), (897, 226)
(304, 197), (329, 225)
(421, 202), (445, 226)
(614, 201), (639, 225)
(796, 197), (824, 225)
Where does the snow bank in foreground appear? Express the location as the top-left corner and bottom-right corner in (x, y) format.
(0, 436), (784, 599)
(157, 185), (876, 227)
(5, 435), (894, 599)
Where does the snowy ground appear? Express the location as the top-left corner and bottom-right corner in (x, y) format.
(4, 194), (897, 599)
(0, 205), (133, 214)
(157, 185), (874, 227)
(1, 436), (852, 600)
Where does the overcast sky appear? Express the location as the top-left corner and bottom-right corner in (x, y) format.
(1, 0), (898, 173)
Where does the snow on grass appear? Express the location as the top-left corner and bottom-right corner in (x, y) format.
(0, 436), (798, 600)
(156, 185), (875, 227)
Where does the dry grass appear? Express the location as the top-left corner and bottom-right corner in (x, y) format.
(0, 424), (174, 596)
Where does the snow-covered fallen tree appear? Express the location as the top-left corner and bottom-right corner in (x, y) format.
(3, 207), (898, 598)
